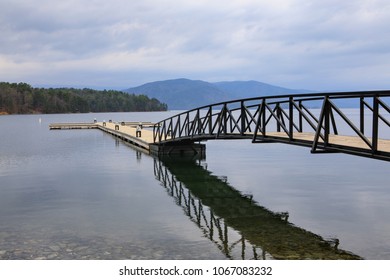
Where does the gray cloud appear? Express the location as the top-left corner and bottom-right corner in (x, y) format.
(1, 0), (390, 90)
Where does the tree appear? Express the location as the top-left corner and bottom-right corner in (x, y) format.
(0, 82), (168, 114)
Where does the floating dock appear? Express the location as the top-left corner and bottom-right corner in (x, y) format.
(49, 123), (98, 129)
(50, 120), (390, 160)
(49, 121), (206, 157)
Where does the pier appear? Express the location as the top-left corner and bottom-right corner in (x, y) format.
(50, 90), (390, 161)
(49, 121), (206, 156)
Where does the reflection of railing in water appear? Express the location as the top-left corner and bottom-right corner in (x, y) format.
(154, 159), (267, 259)
(154, 158), (362, 260)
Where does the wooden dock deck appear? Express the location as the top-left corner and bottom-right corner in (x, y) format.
(50, 121), (154, 150)
(50, 121), (206, 156)
(98, 122), (153, 150)
(49, 123), (98, 129)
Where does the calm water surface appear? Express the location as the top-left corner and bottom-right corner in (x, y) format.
(0, 112), (389, 259)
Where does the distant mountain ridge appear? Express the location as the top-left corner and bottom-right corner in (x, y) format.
(214, 80), (311, 99)
(126, 79), (229, 110)
(125, 78), (312, 110)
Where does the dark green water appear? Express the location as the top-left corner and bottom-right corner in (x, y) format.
(0, 112), (389, 259)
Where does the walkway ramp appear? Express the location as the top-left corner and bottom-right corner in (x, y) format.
(153, 91), (390, 161)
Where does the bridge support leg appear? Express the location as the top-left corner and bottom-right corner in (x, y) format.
(150, 143), (206, 158)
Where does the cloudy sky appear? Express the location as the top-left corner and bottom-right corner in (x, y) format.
(1, 0), (390, 91)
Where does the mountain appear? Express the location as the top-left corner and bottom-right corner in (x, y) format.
(125, 78), (228, 110)
(125, 78), (312, 110)
(213, 80), (312, 99)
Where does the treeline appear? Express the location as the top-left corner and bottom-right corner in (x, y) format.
(0, 82), (168, 114)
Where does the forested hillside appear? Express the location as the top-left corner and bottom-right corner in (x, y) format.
(0, 82), (167, 114)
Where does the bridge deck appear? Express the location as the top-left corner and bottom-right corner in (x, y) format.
(262, 132), (390, 153)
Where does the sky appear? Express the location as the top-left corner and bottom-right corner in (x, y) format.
(1, 0), (390, 91)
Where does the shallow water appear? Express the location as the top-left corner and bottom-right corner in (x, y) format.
(0, 112), (389, 259)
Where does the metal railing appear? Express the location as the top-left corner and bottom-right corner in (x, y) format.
(153, 91), (390, 161)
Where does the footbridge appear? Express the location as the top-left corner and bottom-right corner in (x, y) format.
(153, 91), (390, 161)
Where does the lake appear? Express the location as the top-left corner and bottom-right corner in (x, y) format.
(0, 111), (389, 260)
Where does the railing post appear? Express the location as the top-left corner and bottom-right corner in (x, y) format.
(153, 123), (156, 143)
(157, 123), (161, 142)
(186, 111), (190, 137)
(162, 120), (167, 141)
(289, 96), (293, 140)
(197, 109), (201, 135)
(324, 96), (330, 146)
(223, 103), (228, 135)
(330, 108), (338, 135)
(261, 99), (266, 136)
(312, 96), (328, 153)
(298, 100), (303, 132)
(252, 101), (264, 142)
(169, 118), (174, 139)
(372, 95), (379, 153)
(177, 115), (181, 138)
(360, 96), (365, 135)
(276, 103), (281, 133)
(208, 106), (212, 135)
(241, 101), (246, 136)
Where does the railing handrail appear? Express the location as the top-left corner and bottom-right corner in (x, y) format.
(154, 90), (390, 125)
(152, 90), (390, 161)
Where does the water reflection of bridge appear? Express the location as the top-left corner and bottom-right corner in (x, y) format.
(154, 158), (361, 260)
